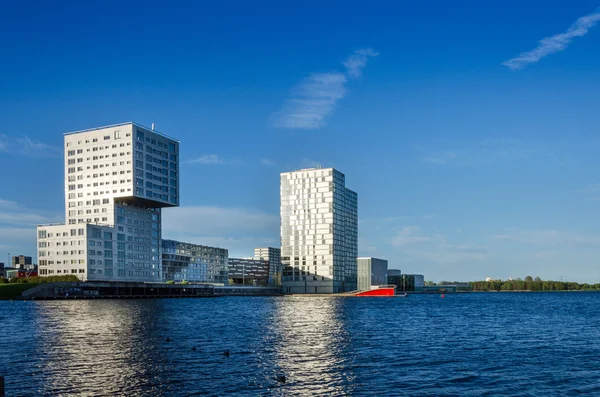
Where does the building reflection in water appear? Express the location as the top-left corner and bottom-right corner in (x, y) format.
(268, 296), (358, 395)
(31, 300), (172, 396)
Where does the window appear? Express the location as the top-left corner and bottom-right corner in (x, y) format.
(114, 130), (121, 139)
(104, 232), (112, 240)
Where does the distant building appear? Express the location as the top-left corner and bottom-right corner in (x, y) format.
(228, 258), (269, 285)
(387, 272), (425, 292)
(162, 240), (228, 284)
(12, 255), (33, 267)
(254, 247), (281, 286)
(357, 257), (388, 291)
(37, 122), (180, 282)
(6, 268), (37, 279)
(280, 167), (358, 294)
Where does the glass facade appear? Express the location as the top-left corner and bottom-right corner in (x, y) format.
(254, 247), (281, 286)
(280, 167), (358, 293)
(162, 239), (228, 284)
(357, 257), (389, 291)
(227, 258), (270, 285)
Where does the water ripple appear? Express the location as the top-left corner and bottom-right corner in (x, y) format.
(1, 293), (600, 395)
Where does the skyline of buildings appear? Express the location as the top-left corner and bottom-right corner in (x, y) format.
(29, 122), (398, 292)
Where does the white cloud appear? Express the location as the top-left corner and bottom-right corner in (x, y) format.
(0, 199), (63, 259)
(503, 10), (600, 70)
(391, 226), (431, 246)
(422, 152), (456, 165)
(298, 158), (324, 169)
(342, 48), (379, 77)
(418, 140), (553, 166)
(272, 48), (378, 130)
(490, 228), (600, 246)
(0, 134), (60, 158)
(162, 206), (279, 257)
(260, 158), (276, 166)
(272, 72), (347, 129)
(187, 154), (225, 165)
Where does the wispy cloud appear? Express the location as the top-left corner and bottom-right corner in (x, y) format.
(503, 10), (600, 70)
(260, 158), (276, 166)
(490, 228), (600, 246)
(0, 198), (63, 257)
(162, 206), (279, 257)
(342, 48), (379, 77)
(272, 48), (378, 130)
(422, 152), (456, 165)
(187, 154), (225, 165)
(580, 183), (600, 200)
(391, 226), (432, 246)
(0, 134), (61, 158)
(418, 140), (553, 166)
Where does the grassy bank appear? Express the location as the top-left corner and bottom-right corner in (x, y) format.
(0, 283), (39, 299)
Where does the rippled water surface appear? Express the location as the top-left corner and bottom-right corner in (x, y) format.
(2, 293), (600, 396)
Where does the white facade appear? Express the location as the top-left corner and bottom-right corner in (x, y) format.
(280, 167), (358, 294)
(254, 247), (281, 286)
(37, 122), (179, 282)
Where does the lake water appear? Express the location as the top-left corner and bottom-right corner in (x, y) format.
(1, 293), (600, 396)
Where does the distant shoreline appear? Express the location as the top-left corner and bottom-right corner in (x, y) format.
(470, 289), (600, 293)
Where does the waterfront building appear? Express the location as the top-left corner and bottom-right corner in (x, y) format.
(280, 167), (358, 294)
(254, 247), (281, 286)
(228, 258), (269, 285)
(162, 239), (229, 284)
(36, 122), (179, 282)
(12, 255), (33, 267)
(6, 267), (38, 279)
(357, 257), (388, 291)
(387, 271), (425, 292)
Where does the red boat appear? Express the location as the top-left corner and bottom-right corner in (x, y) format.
(354, 285), (397, 296)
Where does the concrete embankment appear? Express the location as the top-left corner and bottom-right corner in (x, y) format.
(3, 282), (281, 300)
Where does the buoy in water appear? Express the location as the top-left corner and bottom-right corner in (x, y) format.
(192, 346), (196, 351)
(223, 350), (230, 357)
(277, 375), (286, 383)
(166, 337), (171, 342)
(441, 294), (445, 298)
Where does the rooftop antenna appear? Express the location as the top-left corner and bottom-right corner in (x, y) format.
(151, 123), (155, 131)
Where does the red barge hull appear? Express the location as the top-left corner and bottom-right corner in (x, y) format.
(354, 285), (396, 296)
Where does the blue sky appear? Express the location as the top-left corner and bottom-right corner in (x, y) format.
(1, 1), (600, 282)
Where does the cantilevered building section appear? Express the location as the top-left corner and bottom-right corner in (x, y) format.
(37, 122), (179, 282)
(280, 167), (358, 294)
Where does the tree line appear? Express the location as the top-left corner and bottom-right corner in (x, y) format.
(469, 276), (600, 291)
(0, 275), (80, 284)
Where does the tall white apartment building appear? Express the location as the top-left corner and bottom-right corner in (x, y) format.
(37, 122), (179, 282)
(280, 167), (358, 294)
(254, 247), (281, 286)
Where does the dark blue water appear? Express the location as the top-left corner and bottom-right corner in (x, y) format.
(1, 293), (600, 396)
